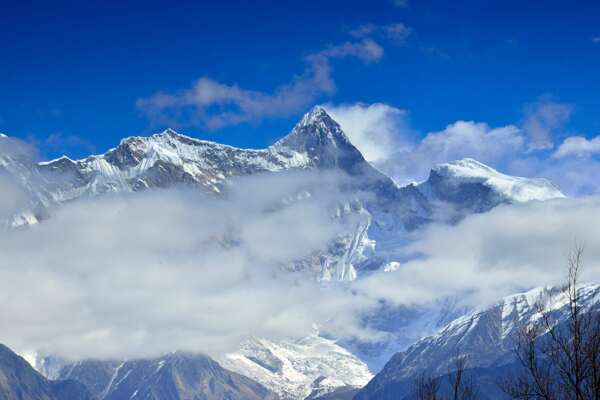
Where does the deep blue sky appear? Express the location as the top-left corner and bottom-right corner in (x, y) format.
(1, 0), (599, 159)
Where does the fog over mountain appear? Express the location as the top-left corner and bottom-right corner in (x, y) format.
(1, 108), (597, 399)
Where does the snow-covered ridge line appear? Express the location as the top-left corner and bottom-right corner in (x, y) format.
(431, 158), (565, 202)
(38, 155), (77, 166)
(33, 107), (339, 168)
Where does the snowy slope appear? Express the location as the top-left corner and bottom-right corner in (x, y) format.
(218, 335), (373, 400)
(424, 158), (564, 203)
(356, 284), (600, 399)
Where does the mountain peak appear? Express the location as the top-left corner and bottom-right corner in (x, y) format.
(428, 158), (565, 203)
(155, 128), (182, 139)
(274, 107), (350, 150)
(272, 107), (370, 172)
(297, 106), (332, 127)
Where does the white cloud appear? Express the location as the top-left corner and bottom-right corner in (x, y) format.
(521, 99), (573, 150)
(592, 37), (600, 44)
(553, 135), (600, 158)
(375, 120), (525, 185)
(0, 171), (379, 360)
(318, 39), (384, 63)
(324, 102), (412, 162)
(356, 196), (600, 308)
(137, 39), (385, 129)
(349, 23), (412, 43)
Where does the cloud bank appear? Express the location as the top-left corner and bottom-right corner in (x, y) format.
(356, 196), (600, 308)
(0, 171), (378, 360)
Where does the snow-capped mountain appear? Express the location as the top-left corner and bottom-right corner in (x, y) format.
(48, 336), (371, 400)
(31, 107), (392, 201)
(217, 335), (373, 400)
(418, 158), (564, 210)
(0, 107), (564, 281)
(355, 284), (600, 400)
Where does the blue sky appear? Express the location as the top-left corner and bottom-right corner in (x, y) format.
(1, 0), (599, 168)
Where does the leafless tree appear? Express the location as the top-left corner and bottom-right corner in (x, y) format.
(414, 352), (478, 400)
(503, 245), (600, 400)
(448, 353), (477, 400)
(416, 373), (441, 400)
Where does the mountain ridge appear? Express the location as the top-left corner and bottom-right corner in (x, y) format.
(0, 343), (93, 400)
(355, 284), (600, 400)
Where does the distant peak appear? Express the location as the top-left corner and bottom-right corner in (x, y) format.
(159, 128), (180, 136)
(0, 133), (8, 138)
(297, 105), (335, 128)
(116, 128), (185, 149)
(429, 157), (565, 202)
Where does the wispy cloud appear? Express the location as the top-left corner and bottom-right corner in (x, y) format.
(137, 37), (388, 130)
(592, 37), (600, 44)
(317, 38), (384, 63)
(348, 23), (412, 43)
(521, 98), (573, 150)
